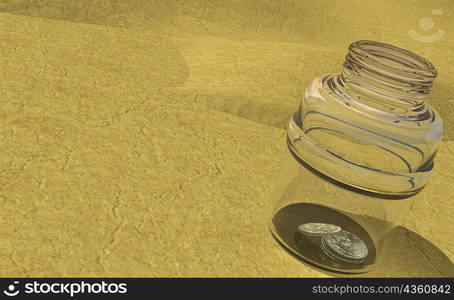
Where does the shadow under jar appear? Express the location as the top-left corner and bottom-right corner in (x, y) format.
(269, 40), (443, 274)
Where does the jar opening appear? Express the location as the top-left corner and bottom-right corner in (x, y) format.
(349, 40), (437, 80)
(341, 40), (438, 111)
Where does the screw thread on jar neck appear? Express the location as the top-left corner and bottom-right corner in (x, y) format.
(339, 41), (437, 116)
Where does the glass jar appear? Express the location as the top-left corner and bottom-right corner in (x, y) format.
(269, 40), (443, 274)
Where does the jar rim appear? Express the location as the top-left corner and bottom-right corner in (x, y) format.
(350, 40), (437, 79)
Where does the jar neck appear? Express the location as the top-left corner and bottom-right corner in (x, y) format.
(338, 41), (437, 116)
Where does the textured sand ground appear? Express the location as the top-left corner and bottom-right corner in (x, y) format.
(0, 1), (453, 277)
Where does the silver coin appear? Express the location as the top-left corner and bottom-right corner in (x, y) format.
(321, 230), (368, 264)
(297, 223), (341, 237)
(320, 239), (364, 265)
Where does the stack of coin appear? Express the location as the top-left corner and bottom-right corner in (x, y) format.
(297, 223), (341, 245)
(320, 230), (368, 265)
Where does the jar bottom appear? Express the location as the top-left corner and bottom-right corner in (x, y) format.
(270, 203), (377, 274)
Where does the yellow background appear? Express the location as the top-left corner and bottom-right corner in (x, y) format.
(0, 0), (453, 277)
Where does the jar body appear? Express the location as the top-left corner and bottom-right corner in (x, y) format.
(292, 75), (441, 196)
(269, 129), (414, 273)
(269, 41), (442, 274)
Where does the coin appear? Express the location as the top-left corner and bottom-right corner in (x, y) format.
(321, 230), (368, 265)
(297, 223), (342, 237)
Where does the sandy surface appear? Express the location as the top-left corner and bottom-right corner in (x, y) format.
(0, 1), (453, 277)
